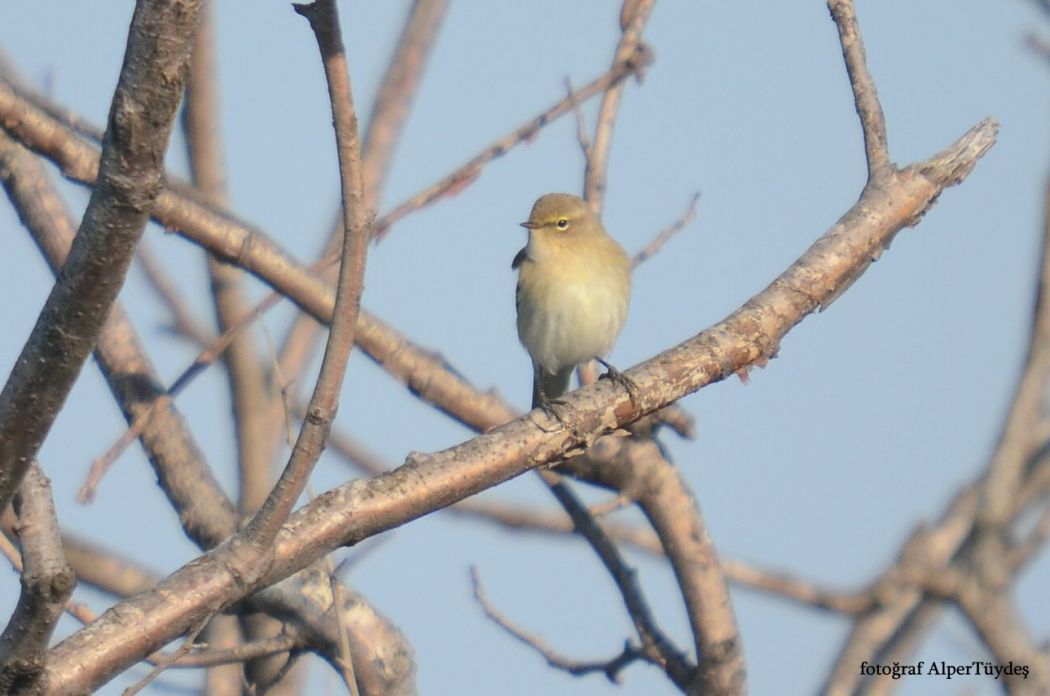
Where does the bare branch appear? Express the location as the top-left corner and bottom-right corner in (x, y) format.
(182, 2), (274, 518)
(372, 56), (651, 240)
(0, 0), (204, 512)
(0, 115), (237, 549)
(171, 634), (302, 669)
(538, 468), (696, 689)
(584, 0), (656, 210)
(565, 436), (744, 694)
(122, 618), (210, 696)
(361, 0), (449, 211)
(0, 465), (76, 694)
(564, 77), (592, 160)
(631, 191), (701, 269)
(980, 171), (1050, 532)
(2, 106), (411, 696)
(326, 425), (868, 616)
(470, 567), (647, 683)
(242, 0), (373, 547)
(39, 115), (997, 693)
(79, 279), (304, 502)
(828, 135), (1050, 696)
(827, 0), (891, 179)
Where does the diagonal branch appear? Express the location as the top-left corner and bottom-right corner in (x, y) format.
(38, 115), (997, 695)
(2, 81), (412, 696)
(361, 0), (449, 211)
(584, 0), (655, 210)
(0, 127), (238, 548)
(537, 468), (695, 688)
(471, 567), (647, 683)
(0, 0), (204, 512)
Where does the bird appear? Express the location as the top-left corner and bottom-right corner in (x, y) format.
(513, 192), (632, 412)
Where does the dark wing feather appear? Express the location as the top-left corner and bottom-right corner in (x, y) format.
(512, 247), (527, 315)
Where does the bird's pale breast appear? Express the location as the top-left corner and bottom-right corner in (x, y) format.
(516, 240), (629, 374)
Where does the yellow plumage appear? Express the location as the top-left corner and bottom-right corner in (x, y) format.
(514, 193), (630, 408)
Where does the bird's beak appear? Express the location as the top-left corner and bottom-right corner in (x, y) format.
(520, 221), (538, 229)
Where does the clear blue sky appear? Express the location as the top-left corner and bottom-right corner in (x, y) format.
(1, 2), (1049, 695)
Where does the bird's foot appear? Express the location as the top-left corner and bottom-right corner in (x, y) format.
(597, 358), (639, 405)
(533, 396), (571, 432)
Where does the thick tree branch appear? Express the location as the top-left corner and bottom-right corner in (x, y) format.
(0, 0), (204, 512)
(0, 128), (238, 548)
(2, 100), (412, 696)
(327, 424), (870, 616)
(38, 116), (996, 694)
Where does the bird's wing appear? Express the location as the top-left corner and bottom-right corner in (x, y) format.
(511, 246), (527, 269)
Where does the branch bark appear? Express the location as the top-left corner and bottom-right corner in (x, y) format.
(0, 465), (75, 694)
(0, 0), (204, 511)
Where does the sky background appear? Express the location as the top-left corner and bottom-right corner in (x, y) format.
(2, 2), (1049, 695)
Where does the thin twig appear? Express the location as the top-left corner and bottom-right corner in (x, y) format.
(168, 634), (300, 669)
(372, 55), (651, 240)
(263, 0), (452, 477)
(78, 285), (292, 502)
(631, 191), (700, 269)
(584, 0), (655, 211)
(122, 618), (210, 695)
(361, 0), (449, 211)
(827, 0), (891, 179)
(537, 468), (696, 689)
(470, 567), (646, 683)
(244, 0), (372, 545)
(564, 76), (592, 160)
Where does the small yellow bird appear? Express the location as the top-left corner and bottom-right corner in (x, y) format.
(513, 193), (631, 410)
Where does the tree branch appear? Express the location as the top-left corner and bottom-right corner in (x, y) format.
(471, 567), (648, 683)
(0, 465), (75, 694)
(243, 0), (372, 546)
(0, 0), (204, 512)
(827, 0), (891, 179)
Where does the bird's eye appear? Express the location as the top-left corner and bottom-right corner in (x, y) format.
(555, 218), (569, 230)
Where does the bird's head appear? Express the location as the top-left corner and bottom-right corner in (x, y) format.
(520, 193), (598, 238)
